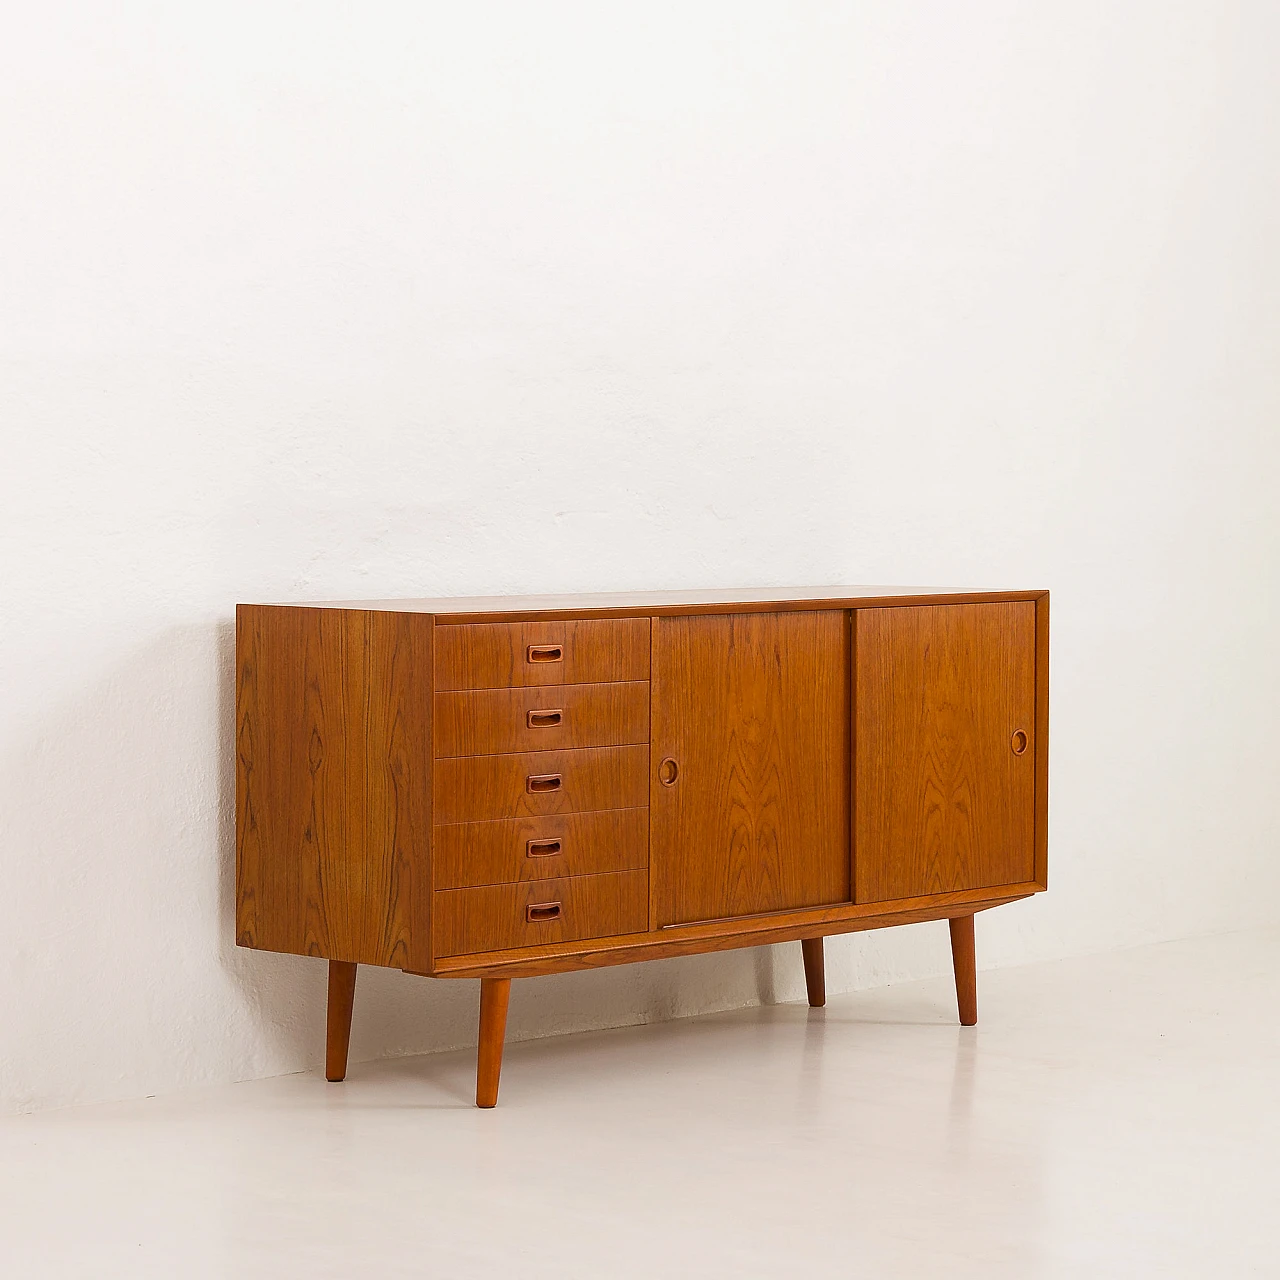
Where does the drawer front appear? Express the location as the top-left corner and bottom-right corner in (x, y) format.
(433, 808), (649, 890)
(434, 870), (649, 957)
(435, 618), (650, 690)
(434, 745), (649, 824)
(435, 681), (650, 758)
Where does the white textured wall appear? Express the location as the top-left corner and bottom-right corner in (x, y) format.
(3, 2), (1279, 1114)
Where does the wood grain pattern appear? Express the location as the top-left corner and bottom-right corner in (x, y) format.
(434, 618), (650, 690)
(434, 870), (649, 958)
(427, 886), (1035, 979)
(949, 914), (978, 1025)
(434, 745), (649, 825)
(854, 602), (1036, 904)
(801, 938), (826, 1008)
(476, 977), (511, 1108)
(433, 808), (649, 890)
(234, 588), (1047, 1008)
(235, 606), (432, 968)
(325, 960), (357, 1081)
(434, 681), (649, 758)
(651, 611), (850, 926)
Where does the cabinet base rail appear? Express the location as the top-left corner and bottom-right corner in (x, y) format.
(423, 885), (1030, 981)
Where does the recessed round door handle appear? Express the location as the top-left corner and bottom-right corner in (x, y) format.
(1011, 729), (1029, 756)
(658, 757), (679, 787)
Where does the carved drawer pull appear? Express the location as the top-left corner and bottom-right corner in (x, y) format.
(527, 644), (563, 664)
(526, 773), (563, 794)
(526, 838), (562, 858)
(527, 708), (564, 728)
(526, 901), (562, 923)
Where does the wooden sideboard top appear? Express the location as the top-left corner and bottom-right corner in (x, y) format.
(251, 585), (1048, 622)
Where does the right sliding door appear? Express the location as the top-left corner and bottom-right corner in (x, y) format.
(855, 603), (1036, 903)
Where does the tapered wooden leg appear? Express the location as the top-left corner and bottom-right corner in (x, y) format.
(326, 960), (358, 1082)
(801, 937), (826, 1008)
(476, 978), (512, 1108)
(949, 915), (978, 1026)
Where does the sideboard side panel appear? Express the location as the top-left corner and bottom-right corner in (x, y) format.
(236, 606), (429, 968)
(1034, 592), (1050, 889)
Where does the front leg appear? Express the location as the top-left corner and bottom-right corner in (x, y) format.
(326, 960), (358, 1081)
(476, 978), (512, 1108)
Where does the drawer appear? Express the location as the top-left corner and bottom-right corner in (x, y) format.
(434, 870), (649, 957)
(433, 808), (649, 890)
(434, 681), (649, 758)
(435, 618), (650, 690)
(434, 745), (649, 825)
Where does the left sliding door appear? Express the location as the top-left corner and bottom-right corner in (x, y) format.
(650, 611), (851, 927)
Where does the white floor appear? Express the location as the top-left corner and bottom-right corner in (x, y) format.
(2, 930), (1277, 1279)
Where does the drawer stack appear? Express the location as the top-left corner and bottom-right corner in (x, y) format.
(432, 618), (651, 958)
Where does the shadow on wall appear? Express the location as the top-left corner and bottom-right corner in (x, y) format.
(1, 620), (320, 1110)
(212, 617), (320, 1067)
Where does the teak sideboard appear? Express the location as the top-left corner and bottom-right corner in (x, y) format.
(236, 586), (1048, 1106)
